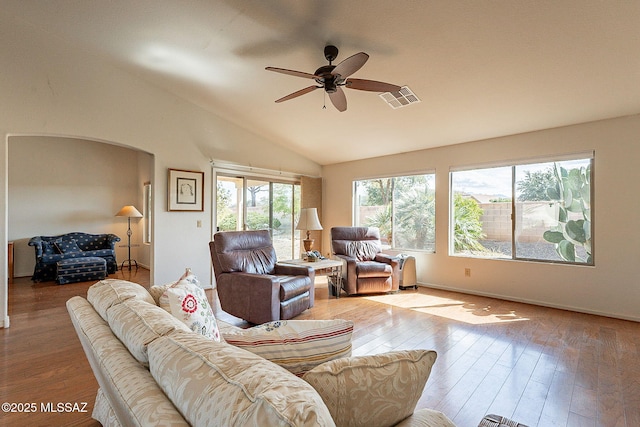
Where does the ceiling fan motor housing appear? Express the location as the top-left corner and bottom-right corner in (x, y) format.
(314, 64), (339, 92)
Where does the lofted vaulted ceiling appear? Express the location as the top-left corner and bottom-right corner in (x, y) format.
(3, 0), (640, 165)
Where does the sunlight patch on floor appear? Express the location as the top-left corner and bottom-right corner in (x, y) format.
(363, 292), (529, 325)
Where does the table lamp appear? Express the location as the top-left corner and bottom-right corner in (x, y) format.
(296, 207), (323, 252)
(115, 205), (143, 270)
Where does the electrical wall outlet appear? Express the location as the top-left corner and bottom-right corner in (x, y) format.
(464, 268), (471, 277)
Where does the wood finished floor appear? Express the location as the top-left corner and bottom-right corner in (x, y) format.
(2, 269), (639, 427)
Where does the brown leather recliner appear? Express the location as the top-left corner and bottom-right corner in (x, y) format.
(331, 226), (400, 296)
(209, 230), (315, 324)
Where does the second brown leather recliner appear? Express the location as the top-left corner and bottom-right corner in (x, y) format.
(331, 226), (400, 296)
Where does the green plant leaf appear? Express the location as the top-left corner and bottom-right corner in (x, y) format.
(543, 230), (564, 243)
(563, 186), (573, 209)
(580, 184), (590, 204)
(566, 220), (586, 243)
(546, 186), (560, 200)
(558, 206), (568, 222)
(557, 240), (575, 262)
(568, 199), (583, 213)
(583, 220), (591, 242)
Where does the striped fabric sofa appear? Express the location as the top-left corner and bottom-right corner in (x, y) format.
(29, 232), (120, 282)
(67, 278), (457, 427)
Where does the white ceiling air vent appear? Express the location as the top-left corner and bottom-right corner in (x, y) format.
(379, 86), (420, 109)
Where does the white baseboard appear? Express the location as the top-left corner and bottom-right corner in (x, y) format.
(1, 315), (9, 328)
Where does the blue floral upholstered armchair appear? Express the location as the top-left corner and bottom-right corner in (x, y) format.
(29, 232), (121, 281)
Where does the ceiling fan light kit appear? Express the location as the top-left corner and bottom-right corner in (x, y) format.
(266, 45), (403, 112)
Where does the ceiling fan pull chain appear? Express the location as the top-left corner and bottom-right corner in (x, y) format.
(323, 91), (327, 109)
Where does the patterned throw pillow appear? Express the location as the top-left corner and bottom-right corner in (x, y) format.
(165, 276), (221, 342)
(156, 269), (200, 310)
(54, 237), (82, 254)
(302, 350), (438, 427)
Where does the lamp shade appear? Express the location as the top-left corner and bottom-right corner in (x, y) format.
(115, 205), (143, 218)
(295, 208), (323, 231)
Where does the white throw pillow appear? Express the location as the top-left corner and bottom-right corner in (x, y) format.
(156, 269), (199, 310)
(163, 273), (221, 342)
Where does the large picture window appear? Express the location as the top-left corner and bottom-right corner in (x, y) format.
(354, 173), (435, 251)
(450, 153), (593, 265)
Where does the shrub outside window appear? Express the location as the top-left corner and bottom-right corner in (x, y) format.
(450, 154), (593, 265)
(354, 174), (435, 251)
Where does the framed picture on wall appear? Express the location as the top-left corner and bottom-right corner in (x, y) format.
(168, 168), (204, 211)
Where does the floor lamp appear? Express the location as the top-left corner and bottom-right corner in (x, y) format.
(115, 205), (143, 270)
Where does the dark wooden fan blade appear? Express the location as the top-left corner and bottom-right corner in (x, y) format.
(345, 78), (401, 93)
(275, 85), (319, 103)
(329, 87), (347, 112)
(266, 67), (319, 79)
(332, 52), (369, 78)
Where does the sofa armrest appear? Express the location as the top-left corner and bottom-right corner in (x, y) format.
(28, 237), (44, 259)
(216, 272), (281, 324)
(303, 350), (438, 427)
(105, 234), (121, 250)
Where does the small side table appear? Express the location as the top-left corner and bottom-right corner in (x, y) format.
(278, 258), (344, 299)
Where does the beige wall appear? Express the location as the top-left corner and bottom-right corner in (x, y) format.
(8, 136), (153, 277)
(323, 115), (640, 321)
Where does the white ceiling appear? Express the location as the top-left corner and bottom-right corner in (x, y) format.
(3, 0), (640, 165)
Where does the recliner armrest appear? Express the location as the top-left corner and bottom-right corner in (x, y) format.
(216, 272), (281, 324)
(375, 254), (400, 290)
(274, 264), (314, 278)
(374, 253), (399, 267)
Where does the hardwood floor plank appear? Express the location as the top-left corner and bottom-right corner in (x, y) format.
(451, 362), (512, 425)
(539, 371), (576, 427)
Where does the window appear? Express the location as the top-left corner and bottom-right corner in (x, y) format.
(354, 173), (435, 251)
(450, 153), (593, 265)
(215, 174), (301, 260)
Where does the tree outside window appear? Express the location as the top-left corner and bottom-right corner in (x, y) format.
(354, 174), (435, 251)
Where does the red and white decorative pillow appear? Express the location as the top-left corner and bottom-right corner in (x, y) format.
(157, 271), (221, 342)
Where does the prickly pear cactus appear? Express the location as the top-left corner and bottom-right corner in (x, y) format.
(542, 163), (592, 263)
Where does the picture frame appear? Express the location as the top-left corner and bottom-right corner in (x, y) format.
(168, 168), (204, 211)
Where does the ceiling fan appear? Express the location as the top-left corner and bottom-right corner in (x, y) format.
(266, 45), (402, 112)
